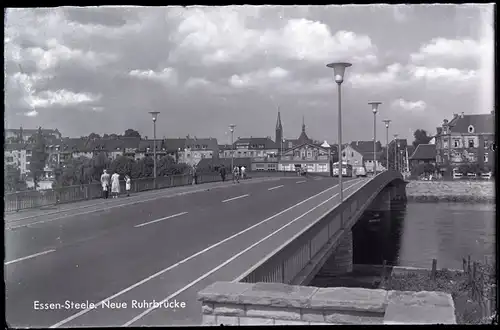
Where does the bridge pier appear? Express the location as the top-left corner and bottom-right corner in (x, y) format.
(319, 230), (353, 276)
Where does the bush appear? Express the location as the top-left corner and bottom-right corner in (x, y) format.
(383, 262), (496, 325)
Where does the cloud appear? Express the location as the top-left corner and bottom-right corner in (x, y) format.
(229, 67), (290, 88)
(168, 7), (377, 65)
(408, 65), (476, 83)
(129, 67), (178, 85)
(349, 63), (407, 89)
(30, 90), (101, 108)
(185, 77), (211, 88)
(391, 98), (427, 111)
(410, 38), (483, 63)
(25, 110), (39, 117)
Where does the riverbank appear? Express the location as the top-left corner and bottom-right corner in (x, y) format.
(405, 180), (495, 203)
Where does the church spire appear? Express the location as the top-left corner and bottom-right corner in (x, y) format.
(302, 115), (306, 133)
(276, 107), (283, 130)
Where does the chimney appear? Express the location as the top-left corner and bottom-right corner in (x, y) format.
(460, 112), (464, 118)
(443, 119), (448, 125)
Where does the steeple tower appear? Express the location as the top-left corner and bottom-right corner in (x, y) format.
(302, 115), (306, 133)
(275, 107), (283, 145)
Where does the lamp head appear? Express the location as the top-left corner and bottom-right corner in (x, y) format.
(383, 119), (391, 128)
(149, 111), (160, 122)
(368, 102), (382, 114)
(229, 124), (236, 133)
(326, 62), (352, 84)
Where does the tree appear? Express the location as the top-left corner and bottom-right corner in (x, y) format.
(88, 132), (101, 140)
(109, 156), (135, 176)
(124, 129), (141, 138)
(412, 129), (432, 148)
(29, 127), (49, 189)
(4, 165), (27, 192)
(91, 152), (111, 181)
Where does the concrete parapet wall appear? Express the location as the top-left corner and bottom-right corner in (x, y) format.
(405, 180), (494, 203)
(198, 281), (456, 325)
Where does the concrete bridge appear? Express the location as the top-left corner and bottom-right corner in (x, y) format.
(5, 170), (454, 327)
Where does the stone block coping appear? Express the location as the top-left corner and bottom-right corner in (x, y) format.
(198, 281), (456, 325)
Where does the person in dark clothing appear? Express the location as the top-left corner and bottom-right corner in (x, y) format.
(220, 165), (227, 182)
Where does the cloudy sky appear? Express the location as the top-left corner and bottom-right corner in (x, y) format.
(4, 5), (494, 144)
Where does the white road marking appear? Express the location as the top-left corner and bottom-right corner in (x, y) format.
(296, 180), (307, 184)
(49, 181), (347, 328)
(233, 178), (371, 282)
(123, 180), (365, 326)
(4, 249), (56, 265)
(268, 185), (284, 191)
(7, 178), (280, 230)
(222, 194), (249, 203)
(134, 212), (189, 228)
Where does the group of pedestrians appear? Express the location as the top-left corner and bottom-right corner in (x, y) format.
(218, 165), (246, 183)
(100, 170), (131, 199)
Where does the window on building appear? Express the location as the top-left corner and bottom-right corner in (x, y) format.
(454, 139), (460, 148)
(436, 155), (441, 163)
(484, 140), (489, 149)
(468, 125), (475, 133)
(203, 145), (207, 149)
(484, 154), (489, 162)
(307, 151), (312, 158)
(6, 157), (13, 162)
(351, 152), (354, 157)
(342, 152), (346, 157)
(468, 139), (474, 148)
(444, 141), (449, 149)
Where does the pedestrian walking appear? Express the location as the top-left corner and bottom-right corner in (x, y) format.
(191, 165), (198, 185)
(241, 166), (246, 180)
(220, 165), (226, 182)
(125, 174), (131, 197)
(111, 171), (120, 198)
(233, 166), (240, 183)
(100, 169), (110, 199)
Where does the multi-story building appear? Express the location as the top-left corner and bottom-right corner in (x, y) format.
(435, 111), (495, 175)
(174, 137), (219, 166)
(279, 143), (331, 173)
(409, 144), (436, 167)
(4, 143), (32, 178)
(343, 141), (384, 172)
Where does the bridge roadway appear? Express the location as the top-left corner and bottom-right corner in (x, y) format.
(5, 175), (368, 327)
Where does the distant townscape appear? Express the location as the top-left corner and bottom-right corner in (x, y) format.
(4, 110), (495, 192)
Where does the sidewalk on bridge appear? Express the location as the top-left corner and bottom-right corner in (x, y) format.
(4, 176), (281, 222)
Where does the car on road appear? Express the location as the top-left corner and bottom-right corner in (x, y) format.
(332, 162), (353, 177)
(354, 166), (367, 177)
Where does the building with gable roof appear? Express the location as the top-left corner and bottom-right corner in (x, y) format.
(342, 141), (385, 172)
(409, 144), (436, 167)
(278, 142), (331, 173)
(435, 111), (495, 175)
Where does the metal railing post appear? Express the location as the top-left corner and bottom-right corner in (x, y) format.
(281, 260), (286, 283)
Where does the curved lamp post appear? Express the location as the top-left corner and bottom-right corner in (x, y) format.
(229, 124), (236, 173)
(393, 134), (399, 171)
(368, 102), (381, 176)
(382, 119), (391, 171)
(148, 111), (160, 185)
(326, 62), (352, 203)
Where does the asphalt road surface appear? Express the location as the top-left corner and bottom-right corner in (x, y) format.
(5, 175), (368, 327)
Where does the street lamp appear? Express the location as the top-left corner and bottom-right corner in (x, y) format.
(229, 124), (236, 173)
(148, 111), (160, 185)
(281, 138), (285, 172)
(327, 62), (352, 203)
(393, 134), (398, 171)
(368, 102), (381, 176)
(382, 120), (391, 171)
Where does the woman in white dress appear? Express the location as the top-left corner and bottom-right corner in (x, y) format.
(111, 171), (120, 198)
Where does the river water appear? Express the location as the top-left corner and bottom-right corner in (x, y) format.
(352, 201), (496, 270)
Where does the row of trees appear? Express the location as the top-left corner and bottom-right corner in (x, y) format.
(53, 154), (191, 188)
(86, 129), (142, 140)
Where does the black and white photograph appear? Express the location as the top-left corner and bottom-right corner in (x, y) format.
(4, 4), (496, 327)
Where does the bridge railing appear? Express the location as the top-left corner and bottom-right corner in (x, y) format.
(235, 170), (403, 285)
(4, 172), (229, 212)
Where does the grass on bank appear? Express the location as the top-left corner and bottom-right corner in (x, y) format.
(380, 261), (497, 324)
